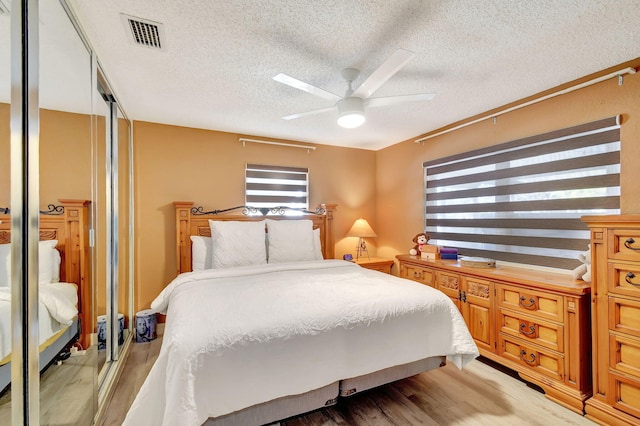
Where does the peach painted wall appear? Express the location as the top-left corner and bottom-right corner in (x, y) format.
(0, 103), (8, 207)
(40, 109), (93, 204)
(0, 106), (92, 206)
(133, 122), (376, 311)
(376, 59), (640, 266)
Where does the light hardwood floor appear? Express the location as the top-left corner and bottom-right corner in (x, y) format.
(0, 345), (97, 425)
(102, 335), (595, 426)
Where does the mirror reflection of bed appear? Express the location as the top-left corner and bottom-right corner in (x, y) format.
(0, 200), (96, 424)
(121, 202), (479, 425)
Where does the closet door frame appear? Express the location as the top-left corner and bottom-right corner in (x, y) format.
(9, 0), (41, 424)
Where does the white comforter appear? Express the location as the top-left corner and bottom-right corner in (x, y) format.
(125, 260), (479, 426)
(0, 283), (78, 361)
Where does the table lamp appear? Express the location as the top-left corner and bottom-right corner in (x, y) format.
(346, 218), (377, 261)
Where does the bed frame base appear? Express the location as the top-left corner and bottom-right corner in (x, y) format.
(204, 356), (447, 426)
(0, 318), (79, 394)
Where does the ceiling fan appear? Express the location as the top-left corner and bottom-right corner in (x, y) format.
(273, 48), (435, 129)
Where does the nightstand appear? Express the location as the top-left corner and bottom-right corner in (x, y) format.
(354, 257), (394, 274)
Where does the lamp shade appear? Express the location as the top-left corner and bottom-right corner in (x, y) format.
(346, 218), (377, 238)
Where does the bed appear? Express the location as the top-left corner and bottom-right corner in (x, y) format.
(123, 202), (479, 426)
(0, 199), (91, 394)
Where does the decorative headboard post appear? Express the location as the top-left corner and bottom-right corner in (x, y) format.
(174, 201), (195, 276)
(58, 199), (91, 347)
(322, 204), (337, 259)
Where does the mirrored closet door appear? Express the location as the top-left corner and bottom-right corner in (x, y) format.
(0, 1), (12, 422)
(0, 0), (134, 424)
(38, 1), (96, 423)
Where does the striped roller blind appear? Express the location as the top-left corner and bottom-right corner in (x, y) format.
(245, 164), (309, 210)
(423, 116), (621, 270)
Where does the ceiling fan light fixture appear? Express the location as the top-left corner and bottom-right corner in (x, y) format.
(337, 97), (365, 129)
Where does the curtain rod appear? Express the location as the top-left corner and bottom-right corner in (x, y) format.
(239, 137), (317, 151)
(415, 66), (637, 144)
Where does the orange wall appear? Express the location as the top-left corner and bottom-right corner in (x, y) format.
(40, 109), (93, 204)
(133, 122), (376, 310)
(0, 106), (92, 206)
(376, 59), (640, 264)
(0, 103), (8, 206)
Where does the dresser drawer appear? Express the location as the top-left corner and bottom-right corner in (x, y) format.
(609, 229), (640, 262)
(400, 264), (435, 287)
(609, 371), (640, 419)
(609, 333), (640, 380)
(437, 271), (461, 297)
(608, 262), (640, 298)
(496, 284), (564, 322)
(609, 297), (640, 339)
(498, 334), (564, 382)
(499, 309), (563, 352)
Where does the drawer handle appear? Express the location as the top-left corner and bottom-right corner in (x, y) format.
(520, 349), (536, 365)
(413, 271), (423, 279)
(519, 323), (536, 337)
(625, 272), (640, 287)
(624, 237), (640, 251)
(519, 296), (536, 310)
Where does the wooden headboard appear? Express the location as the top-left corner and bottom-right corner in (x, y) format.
(174, 202), (336, 275)
(0, 199), (91, 347)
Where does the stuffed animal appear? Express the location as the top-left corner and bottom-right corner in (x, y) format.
(409, 233), (430, 256)
(572, 244), (591, 282)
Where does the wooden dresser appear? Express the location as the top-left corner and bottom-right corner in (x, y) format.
(583, 215), (640, 425)
(396, 254), (592, 413)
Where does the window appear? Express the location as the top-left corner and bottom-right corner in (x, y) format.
(423, 116), (621, 270)
(245, 164), (309, 211)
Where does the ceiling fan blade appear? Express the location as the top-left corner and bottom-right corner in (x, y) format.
(351, 48), (415, 99)
(273, 73), (341, 102)
(281, 106), (335, 120)
(366, 93), (436, 108)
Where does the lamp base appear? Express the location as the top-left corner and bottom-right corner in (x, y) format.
(355, 238), (370, 261)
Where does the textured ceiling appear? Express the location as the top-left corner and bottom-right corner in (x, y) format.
(17, 1), (640, 150)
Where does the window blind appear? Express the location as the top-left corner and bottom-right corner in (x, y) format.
(423, 116), (621, 270)
(245, 164), (309, 210)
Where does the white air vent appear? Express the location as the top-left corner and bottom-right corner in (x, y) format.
(121, 14), (165, 49)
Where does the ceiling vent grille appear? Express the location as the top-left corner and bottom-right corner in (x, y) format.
(121, 14), (164, 49)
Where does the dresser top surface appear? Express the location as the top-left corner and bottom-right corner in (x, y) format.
(396, 254), (591, 295)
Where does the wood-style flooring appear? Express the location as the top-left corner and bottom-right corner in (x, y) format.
(102, 334), (595, 426)
(0, 345), (97, 425)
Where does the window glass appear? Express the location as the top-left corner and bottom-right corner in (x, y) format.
(245, 164), (309, 213)
(423, 116), (621, 270)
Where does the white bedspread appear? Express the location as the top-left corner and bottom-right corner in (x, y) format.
(125, 260), (479, 426)
(0, 283), (78, 361)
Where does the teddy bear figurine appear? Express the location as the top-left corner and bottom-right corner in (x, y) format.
(409, 233), (430, 256)
(572, 244), (591, 282)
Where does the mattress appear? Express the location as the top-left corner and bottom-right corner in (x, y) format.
(124, 260), (479, 426)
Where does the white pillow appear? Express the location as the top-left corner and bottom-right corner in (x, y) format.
(0, 243), (10, 287)
(51, 248), (61, 283)
(313, 228), (323, 260)
(266, 219), (316, 263)
(0, 240), (59, 286)
(208, 220), (267, 269)
(39, 240), (58, 284)
(190, 236), (212, 271)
